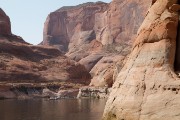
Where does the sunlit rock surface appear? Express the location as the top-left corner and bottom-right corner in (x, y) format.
(103, 0), (180, 119)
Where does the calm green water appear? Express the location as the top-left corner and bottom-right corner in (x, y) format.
(0, 99), (106, 120)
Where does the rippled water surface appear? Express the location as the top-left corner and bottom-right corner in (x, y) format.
(0, 99), (107, 120)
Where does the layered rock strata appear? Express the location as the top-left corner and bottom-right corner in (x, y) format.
(0, 8), (91, 99)
(43, 2), (108, 51)
(42, 0), (151, 87)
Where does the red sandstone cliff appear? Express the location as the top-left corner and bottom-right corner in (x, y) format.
(43, 2), (108, 51)
(42, 0), (151, 87)
(43, 1), (151, 49)
(0, 8), (91, 99)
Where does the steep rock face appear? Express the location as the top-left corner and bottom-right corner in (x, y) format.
(43, 0), (151, 48)
(43, 2), (108, 51)
(89, 0), (151, 87)
(42, 0), (151, 87)
(103, 0), (180, 120)
(97, 0), (151, 45)
(0, 8), (11, 35)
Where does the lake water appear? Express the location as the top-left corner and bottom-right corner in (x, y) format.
(0, 99), (107, 120)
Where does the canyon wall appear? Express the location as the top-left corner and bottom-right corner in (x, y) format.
(43, 2), (108, 51)
(43, 0), (151, 48)
(103, 0), (180, 120)
(42, 0), (151, 87)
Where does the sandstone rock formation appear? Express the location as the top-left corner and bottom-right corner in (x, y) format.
(0, 39), (90, 82)
(0, 8), (91, 99)
(42, 0), (151, 88)
(0, 8), (11, 35)
(103, 0), (180, 120)
(89, 55), (125, 87)
(77, 86), (111, 99)
(43, 0), (151, 49)
(43, 2), (108, 51)
(98, 0), (151, 45)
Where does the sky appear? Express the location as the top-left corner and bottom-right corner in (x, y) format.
(0, 0), (111, 45)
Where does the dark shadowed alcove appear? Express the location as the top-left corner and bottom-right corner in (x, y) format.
(174, 3), (180, 71)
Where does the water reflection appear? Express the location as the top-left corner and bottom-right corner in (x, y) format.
(0, 99), (106, 120)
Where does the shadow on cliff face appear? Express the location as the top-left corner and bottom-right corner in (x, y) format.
(174, 3), (180, 71)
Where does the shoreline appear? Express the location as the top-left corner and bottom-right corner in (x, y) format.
(0, 82), (110, 100)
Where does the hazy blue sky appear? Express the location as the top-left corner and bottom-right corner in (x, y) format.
(0, 0), (111, 45)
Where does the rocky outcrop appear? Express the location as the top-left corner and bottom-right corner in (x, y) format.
(79, 54), (103, 72)
(43, 88), (79, 99)
(43, 2), (108, 51)
(89, 55), (125, 87)
(0, 41), (91, 98)
(103, 0), (180, 120)
(0, 84), (80, 99)
(97, 0), (151, 45)
(42, 0), (151, 88)
(77, 86), (111, 99)
(0, 8), (11, 35)
(42, 0), (151, 48)
(0, 39), (90, 82)
(0, 8), (91, 99)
